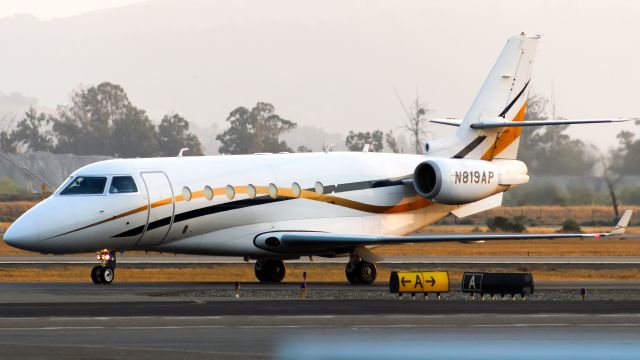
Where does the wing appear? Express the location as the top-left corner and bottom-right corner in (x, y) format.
(254, 210), (633, 255)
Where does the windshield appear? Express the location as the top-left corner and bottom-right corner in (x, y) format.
(60, 176), (107, 195)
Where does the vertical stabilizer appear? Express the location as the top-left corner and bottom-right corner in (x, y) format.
(428, 34), (539, 160)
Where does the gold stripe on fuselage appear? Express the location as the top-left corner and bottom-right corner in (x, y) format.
(53, 183), (430, 237)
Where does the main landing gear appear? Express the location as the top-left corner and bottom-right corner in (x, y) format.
(345, 255), (377, 285)
(91, 249), (116, 285)
(255, 259), (286, 282)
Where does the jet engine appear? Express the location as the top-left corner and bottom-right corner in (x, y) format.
(413, 158), (528, 205)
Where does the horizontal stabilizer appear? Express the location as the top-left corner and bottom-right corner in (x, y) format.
(431, 118), (462, 127)
(471, 118), (628, 129)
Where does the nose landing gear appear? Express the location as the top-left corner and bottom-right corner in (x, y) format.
(91, 249), (116, 285)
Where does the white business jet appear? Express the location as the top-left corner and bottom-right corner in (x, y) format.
(3, 33), (631, 285)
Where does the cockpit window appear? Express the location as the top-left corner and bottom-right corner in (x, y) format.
(60, 177), (107, 195)
(109, 176), (138, 194)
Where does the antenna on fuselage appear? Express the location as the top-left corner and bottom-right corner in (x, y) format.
(177, 148), (189, 157)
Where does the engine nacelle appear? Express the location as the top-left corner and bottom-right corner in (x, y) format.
(413, 158), (528, 205)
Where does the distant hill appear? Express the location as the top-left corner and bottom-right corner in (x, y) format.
(0, 91), (39, 130)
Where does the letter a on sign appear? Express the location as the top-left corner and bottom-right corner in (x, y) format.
(414, 274), (423, 289)
(468, 275), (476, 289)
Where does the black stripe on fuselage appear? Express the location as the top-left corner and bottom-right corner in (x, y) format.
(147, 216), (171, 231)
(112, 225), (145, 238)
(111, 176), (409, 238)
(174, 197), (291, 223)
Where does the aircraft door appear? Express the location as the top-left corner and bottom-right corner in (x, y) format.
(137, 172), (175, 247)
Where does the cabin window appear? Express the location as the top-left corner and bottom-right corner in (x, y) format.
(247, 184), (257, 199)
(226, 185), (235, 200)
(203, 186), (214, 200)
(109, 176), (138, 194)
(268, 183), (278, 199)
(60, 176), (107, 195)
(292, 182), (302, 198)
(182, 186), (192, 201)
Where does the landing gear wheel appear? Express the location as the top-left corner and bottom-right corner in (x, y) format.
(358, 261), (377, 285)
(91, 249), (117, 285)
(345, 260), (377, 285)
(255, 259), (286, 282)
(91, 266), (103, 284)
(345, 260), (361, 284)
(255, 260), (268, 282)
(100, 266), (115, 284)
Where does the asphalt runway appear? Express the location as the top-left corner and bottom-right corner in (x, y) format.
(1, 282), (639, 359)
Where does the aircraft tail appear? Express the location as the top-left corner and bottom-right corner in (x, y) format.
(426, 33), (539, 160)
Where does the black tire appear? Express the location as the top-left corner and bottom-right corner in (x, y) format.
(358, 261), (377, 285)
(255, 260), (268, 282)
(268, 260), (286, 282)
(100, 266), (115, 285)
(345, 261), (361, 284)
(255, 260), (286, 282)
(91, 266), (102, 284)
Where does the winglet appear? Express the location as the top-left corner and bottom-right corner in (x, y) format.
(608, 210), (632, 235)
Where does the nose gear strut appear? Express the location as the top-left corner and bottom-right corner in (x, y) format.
(91, 249), (116, 285)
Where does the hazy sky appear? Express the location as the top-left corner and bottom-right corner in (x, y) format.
(0, 0), (145, 20)
(0, 0), (638, 151)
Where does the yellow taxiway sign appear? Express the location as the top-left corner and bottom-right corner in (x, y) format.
(389, 271), (450, 293)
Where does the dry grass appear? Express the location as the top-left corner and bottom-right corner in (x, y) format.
(1, 264), (638, 282)
(375, 238), (640, 257)
(376, 226), (640, 256)
(0, 201), (38, 219)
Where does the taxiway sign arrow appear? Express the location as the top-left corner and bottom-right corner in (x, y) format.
(401, 277), (411, 287)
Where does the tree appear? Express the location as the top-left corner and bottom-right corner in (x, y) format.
(0, 131), (16, 154)
(296, 145), (312, 153)
(216, 102), (296, 154)
(396, 92), (431, 154)
(518, 94), (596, 175)
(609, 129), (640, 175)
(52, 82), (133, 155)
(600, 153), (621, 217)
(345, 130), (384, 152)
(385, 130), (400, 153)
(157, 113), (203, 156)
(111, 107), (159, 157)
(10, 107), (54, 152)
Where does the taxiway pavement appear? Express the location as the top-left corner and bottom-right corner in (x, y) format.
(1, 282), (639, 359)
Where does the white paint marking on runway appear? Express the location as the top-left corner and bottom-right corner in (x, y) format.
(2, 321), (640, 331)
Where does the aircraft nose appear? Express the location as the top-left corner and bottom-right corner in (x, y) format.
(3, 216), (41, 251)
